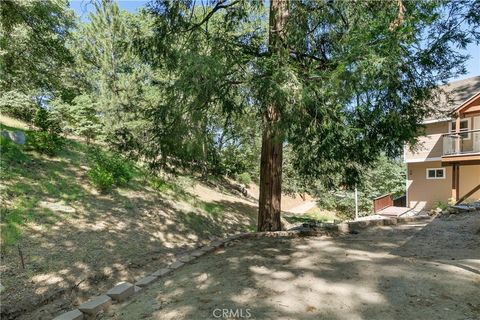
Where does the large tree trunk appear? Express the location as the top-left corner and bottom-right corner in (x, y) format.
(257, 0), (288, 232)
(258, 105), (283, 231)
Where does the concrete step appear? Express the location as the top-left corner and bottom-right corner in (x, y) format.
(200, 245), (215, 253)
(135, 276), (157, 287)
(53, 309), (84, 320)
(78, 295), (111, 316)
(106, 282), (134, 301)
(178, 255), (195, 263)
(210, 240), (224, 248)
(152, 268), (172, 277)
(191, 250), (205, 257)
(168, 261), (184, 270)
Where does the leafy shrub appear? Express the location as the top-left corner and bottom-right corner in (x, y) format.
(235, 172), (252, 185)
(0, 135), (28, 164)
(28, 131), (65, 156)
(88, 167), (115, 192)
(316, 191), (372, 220)
(149, 177), (175, 192)
(25, 107), (65, 156)
(34, 107), (62, 135)
(434, 200), (448, 210)
(87, 148), (134, 192)
(447, 197), (456, 205)
(1, 196), (39, 247)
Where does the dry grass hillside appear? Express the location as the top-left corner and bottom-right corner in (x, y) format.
(0, 116), (309, 319)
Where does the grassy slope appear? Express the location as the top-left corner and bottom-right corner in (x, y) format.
(0, 116), (258, 319)
(286, 207), (337, 225)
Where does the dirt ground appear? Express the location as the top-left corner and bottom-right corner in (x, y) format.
(1, 181), (309, 320)
(105, 212), (480, 320)
(0, 115), (311, 319)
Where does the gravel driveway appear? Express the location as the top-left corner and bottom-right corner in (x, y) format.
(106, 213), (480, 320)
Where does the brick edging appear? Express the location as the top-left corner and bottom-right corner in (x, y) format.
(52, 214), (430, 319)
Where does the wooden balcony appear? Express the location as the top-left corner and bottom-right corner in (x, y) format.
(442, 129), (480, 164)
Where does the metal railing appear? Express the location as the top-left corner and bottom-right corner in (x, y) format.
(442, 129), (480, 156)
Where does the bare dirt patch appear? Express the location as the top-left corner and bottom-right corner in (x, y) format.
(107, 213), (480, 320)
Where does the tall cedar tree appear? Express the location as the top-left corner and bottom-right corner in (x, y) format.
(147, 0), (479, 231)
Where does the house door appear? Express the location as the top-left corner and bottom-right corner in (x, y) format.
(474, 116), (480, 152)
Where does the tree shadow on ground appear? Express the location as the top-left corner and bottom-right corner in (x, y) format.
(1, 145), (259, 320)
(110, 216), (480, 320)
(390, 213), (480, 278)
(391, 213), (480, 261)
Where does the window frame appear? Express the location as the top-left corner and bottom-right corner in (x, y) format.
(449, 118), (471, 140)
(426, 168), (446, 180)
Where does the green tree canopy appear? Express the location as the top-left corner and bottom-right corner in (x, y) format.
(0, 0), (75, 121)
(147, 0), (479, 230)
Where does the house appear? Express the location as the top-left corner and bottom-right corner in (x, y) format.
(405, 76), (480, 210)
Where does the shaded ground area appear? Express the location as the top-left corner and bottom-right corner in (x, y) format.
(107, 213), (480, 320)
(0, 118), (255, 319)
(0, 116), (311, 319)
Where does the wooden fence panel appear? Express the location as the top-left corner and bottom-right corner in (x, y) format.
(373, 194), (393, 213)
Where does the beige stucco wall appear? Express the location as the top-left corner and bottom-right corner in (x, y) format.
(407, 161), (480, 209)
(459, 164), (480, 203)
(407, 161), (452, 209)
(405, 122), (449, 160)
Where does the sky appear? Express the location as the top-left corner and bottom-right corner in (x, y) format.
(458, 42), (480, 81)
(70, 0), (148, 19)
(69, 0), (479, 82)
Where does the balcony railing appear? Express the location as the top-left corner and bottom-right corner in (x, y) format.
(442, 129), (480, 156)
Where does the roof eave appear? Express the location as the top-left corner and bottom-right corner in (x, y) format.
(421, 117), (451, 124)
(451, 91), (480, 115)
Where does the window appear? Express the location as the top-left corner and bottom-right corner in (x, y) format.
(450, 118), (471, 140)
(426, 168), (446, 179)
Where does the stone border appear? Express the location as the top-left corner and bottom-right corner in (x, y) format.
(52, 214), (430, 319)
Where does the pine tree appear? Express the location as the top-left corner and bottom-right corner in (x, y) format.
(69, 94), (102, 144)
(70, 0), (154, 151)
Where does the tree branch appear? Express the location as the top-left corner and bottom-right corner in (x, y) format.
(389, 0), (406, 31)
(186, 0), (240, 32)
